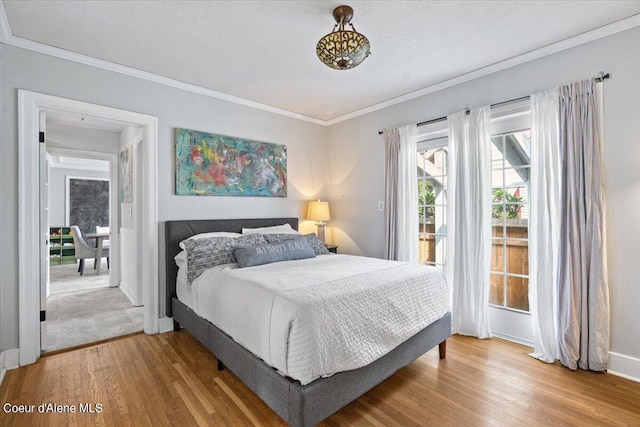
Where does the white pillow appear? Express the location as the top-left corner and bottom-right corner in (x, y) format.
(241, 223), (299, 235)
(178, 231), (242, 249)
(174, 250), (187, 268)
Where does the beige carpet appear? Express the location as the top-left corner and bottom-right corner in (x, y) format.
(45, 260), (144, 352)
(49, 258), (110, 295)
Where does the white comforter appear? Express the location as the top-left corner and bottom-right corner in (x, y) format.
(186, 254), (449, 385)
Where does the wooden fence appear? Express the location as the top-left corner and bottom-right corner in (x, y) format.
(418, 222), (437, 264)
(490, 221), (529, 311)
(419, 220), (529, 311)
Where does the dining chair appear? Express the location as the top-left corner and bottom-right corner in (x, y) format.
(70, 226), (110, 275)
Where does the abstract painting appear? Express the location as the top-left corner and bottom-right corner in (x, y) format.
(67, 178), (109, 238)
(175, 128), (287, 197)
(119, 145), (132, 202)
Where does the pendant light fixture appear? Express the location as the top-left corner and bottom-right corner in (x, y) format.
(316, 5), (371, 70)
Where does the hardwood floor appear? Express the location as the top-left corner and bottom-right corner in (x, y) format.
(1, 331), (639, 426)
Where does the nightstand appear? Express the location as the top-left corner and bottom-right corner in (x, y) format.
(325, 245), (338, 254)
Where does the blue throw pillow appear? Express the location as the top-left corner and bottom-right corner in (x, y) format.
(234, 236), (316, 268)
(264, 233), (330, 255)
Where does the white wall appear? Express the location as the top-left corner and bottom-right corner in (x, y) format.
(119, 126), (141, 231)
(326, 27), (640, 367)
(119, 125), (142, 304)
(45, 123), (117, 225)
(119, 228), (139, 304)
(0, 43), (328, 351)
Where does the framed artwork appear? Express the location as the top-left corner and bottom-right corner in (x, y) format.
(175, 128), (287, 197)
(119, 145), (133, 202)
(65, 176), (109, 238)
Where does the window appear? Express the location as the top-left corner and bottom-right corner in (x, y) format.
(417, 133), (448, 268)
(412, 102), (533, 343)
(489, 130), (530, 312)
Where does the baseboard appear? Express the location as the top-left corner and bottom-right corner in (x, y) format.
(0, 348), (20, 387)
(119, 280), (136, 306)
(491, 331), (534, 348)
(608, 351), (640, 383)
(158, 317), (174, 333)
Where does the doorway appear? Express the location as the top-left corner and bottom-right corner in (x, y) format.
(43, 153), (143, 352)
(18, 90), (159, 366)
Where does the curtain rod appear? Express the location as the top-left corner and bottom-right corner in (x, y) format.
(378, 72), (610, 135)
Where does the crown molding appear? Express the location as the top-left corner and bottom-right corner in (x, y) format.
(0, 1), (12, 42)
(0, 1), (324, 126)
(2, 0), (639, 127)
(324, 13), (640, 126)
(8, 34), (326, 125)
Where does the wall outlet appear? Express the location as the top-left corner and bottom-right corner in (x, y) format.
(378, 201), (384, 211)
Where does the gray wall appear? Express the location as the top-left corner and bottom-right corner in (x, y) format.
(0, 43), (328, 351)
(326, 27), (640, 361)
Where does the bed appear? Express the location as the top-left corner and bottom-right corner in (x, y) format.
(165, 218), (451, 427)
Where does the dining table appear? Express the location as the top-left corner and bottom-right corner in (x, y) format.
(85, 232), (109, 274)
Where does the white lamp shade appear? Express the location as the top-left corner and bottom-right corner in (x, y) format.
(307, 200), (331, 222)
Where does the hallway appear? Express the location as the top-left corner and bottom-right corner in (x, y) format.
(45, 260), (143, 352)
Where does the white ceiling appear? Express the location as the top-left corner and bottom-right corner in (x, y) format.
(3, 1), (640, 123)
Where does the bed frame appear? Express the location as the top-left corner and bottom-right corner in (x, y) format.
(165, 218), (451, 427)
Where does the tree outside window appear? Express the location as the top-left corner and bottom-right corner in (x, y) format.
(492, 188), (523, 219)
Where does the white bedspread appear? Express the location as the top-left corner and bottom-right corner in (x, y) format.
(186, 254), (449, 385)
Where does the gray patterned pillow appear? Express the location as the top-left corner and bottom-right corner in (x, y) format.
(234, 237), (316, 268)
(264, 233), (330, 255)
(182, 233), (267, 285)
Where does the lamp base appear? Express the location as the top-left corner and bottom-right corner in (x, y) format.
(316, 222), (326, 244)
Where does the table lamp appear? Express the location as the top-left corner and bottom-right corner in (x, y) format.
(307, 200), (331, 243)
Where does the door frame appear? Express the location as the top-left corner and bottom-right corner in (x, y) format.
(18, 90), (159, 366)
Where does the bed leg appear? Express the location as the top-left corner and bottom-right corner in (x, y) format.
(439, 340), (447, 359)
(217, 360), (224, 371)
(173, 319), (180, 332)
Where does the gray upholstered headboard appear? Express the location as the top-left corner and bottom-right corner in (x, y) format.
(164, 218), (298, 316)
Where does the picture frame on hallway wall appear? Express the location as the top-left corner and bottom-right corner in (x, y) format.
(174, 128), (287, 197)
(119, 145), (133, 202)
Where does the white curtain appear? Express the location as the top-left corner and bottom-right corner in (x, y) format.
(529, 79), (609, 371)
(383, 125), (419, 263)
(447, 107), (492, 338)
(556, 79), (609, 371)
(529, 88), (561, 363)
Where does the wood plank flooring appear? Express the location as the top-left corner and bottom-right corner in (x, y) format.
(1, 331), (639, 426)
